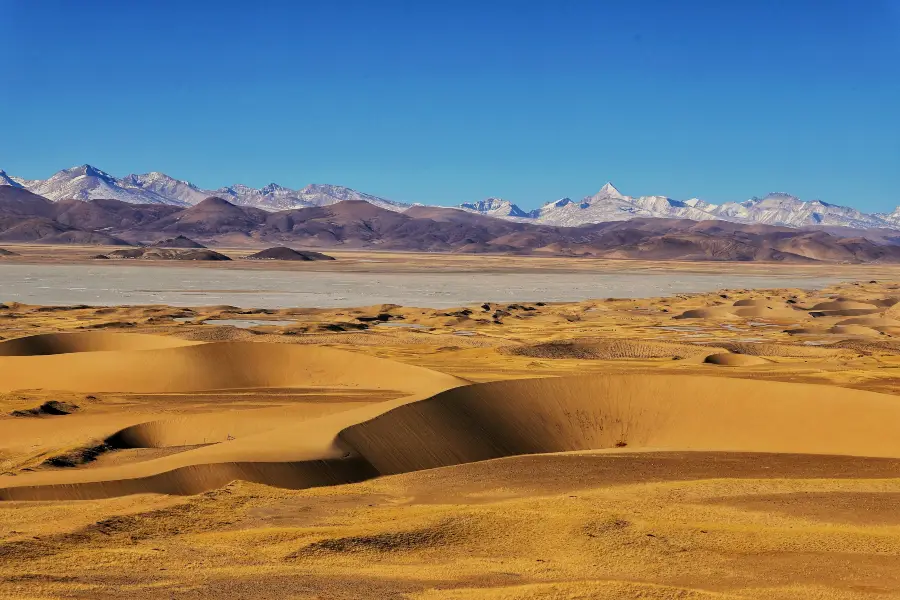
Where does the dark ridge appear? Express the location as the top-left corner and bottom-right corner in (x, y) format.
(245, 246), (335, 261)
(1, 188), (900, 262)
(103, 248), (231, 261)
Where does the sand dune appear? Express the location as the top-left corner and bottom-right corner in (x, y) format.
(0, 331), (199, 356)
(835, 316), (900, 327)
(0, 332), (465, 500)
(0, 337), (463, 393)
(675, 303), (807, 320)
(340, 374), (900, 476)
(810, 299), (879, 311)
(827, 324), (884, 336)
(703, 341), (853, 357)
(9, 371), (900, 501)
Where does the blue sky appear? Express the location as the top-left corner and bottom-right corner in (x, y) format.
(2, 0), (898, 211)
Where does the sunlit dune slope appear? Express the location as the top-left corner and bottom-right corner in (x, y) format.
(0, 331), (200, 356)
(0, 335), (464, 393)
(340, 374), (900, 475)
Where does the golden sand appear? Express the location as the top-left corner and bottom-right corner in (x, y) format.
(4, 276), (900, 598)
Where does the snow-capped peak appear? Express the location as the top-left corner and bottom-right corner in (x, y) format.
(66, 164), (115, 181)
(596, 182), (624, 199)
(459, 197), (531, 218)
(684, 198), (717, 209)
(260, 183), (289, 194)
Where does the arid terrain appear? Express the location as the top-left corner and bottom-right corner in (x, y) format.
(5, 257), (900, 598)
(0, 244), (890, 309)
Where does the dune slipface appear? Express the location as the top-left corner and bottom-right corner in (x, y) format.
(339, 374), (900, 475)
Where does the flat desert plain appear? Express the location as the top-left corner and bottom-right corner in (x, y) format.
(0, 244), (879, 307)
(5, 253), (900, 598)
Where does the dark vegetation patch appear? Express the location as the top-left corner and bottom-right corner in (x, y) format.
(42, 443), (113, 468)
(291, 519), (467, 558)
(319, 322), (369, 332)
(11, 401), (80, 417)
(356, 313), (403, 323)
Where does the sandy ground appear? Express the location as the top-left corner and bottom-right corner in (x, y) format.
(4, 264), (900, 597)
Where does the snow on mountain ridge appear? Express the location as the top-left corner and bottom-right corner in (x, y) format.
(0, 166), (409, 213)
(459, 197), (533, 219)
(1, 166), (896, 229)
(22, 164), (181, 205)
(0, 170), (24, 189)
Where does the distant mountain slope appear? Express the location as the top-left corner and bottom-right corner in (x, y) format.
(460, 183), (900, 230)
(2, 186), (899, 262)
(23, 165), (183, 206)
(1, 165), (897, 230)
(0, 165), (409, 213)
(459, 198), (534, 219)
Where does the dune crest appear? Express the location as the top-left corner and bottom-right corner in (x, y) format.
(0, 331), (200, 356)
(0, 337), (464, 393)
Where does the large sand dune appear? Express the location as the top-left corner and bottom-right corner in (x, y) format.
(0, 331), (200, 356)
(341, 374), (900, 474)
(0, 335), (463, 393)
(7, 367), (900, 501)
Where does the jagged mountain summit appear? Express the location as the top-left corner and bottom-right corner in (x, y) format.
(1, 166), (897, 229)
(458, 197), (534, 219)
(22, 165), (183, 206)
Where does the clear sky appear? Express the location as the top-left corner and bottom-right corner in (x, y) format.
(2, 0), (898, 211)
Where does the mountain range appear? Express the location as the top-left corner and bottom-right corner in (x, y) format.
(2, 164), (898, 230)
(0, 165), (410, 213)
(3, 184), (900, 263)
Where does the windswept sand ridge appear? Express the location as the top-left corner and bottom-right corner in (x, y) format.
(0, 331), (200, 356)
(0, 337), (464, 393)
